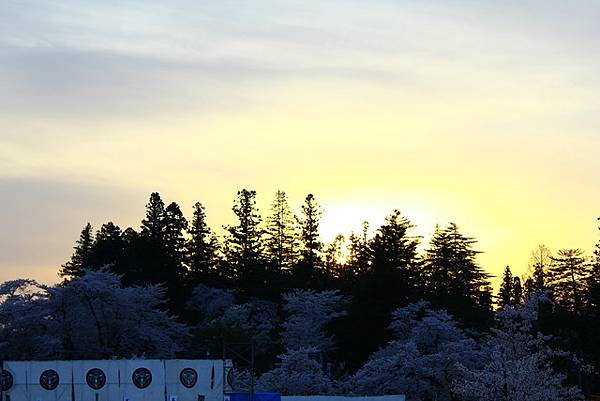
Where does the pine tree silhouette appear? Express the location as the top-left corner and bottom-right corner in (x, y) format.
(59, 223), (94, 280)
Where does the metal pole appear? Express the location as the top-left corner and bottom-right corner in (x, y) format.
(249, 342), (254, 401)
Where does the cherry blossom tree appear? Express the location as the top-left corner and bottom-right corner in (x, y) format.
(188, 284), (278, 354)
(347, 301), (483, 401)
(257, 348), (332, 395)
(281, 289), (347, 352)
(454, 295), (583, 401)
(0, 270), (189, 359)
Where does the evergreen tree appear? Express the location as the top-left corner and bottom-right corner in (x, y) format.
(498, 265), (514, 307)
(90, 222), (126, 274)
(525, 244), (552, 296)
(59, 223), (94, 280)
(163, 201), (188, 284)
(339, 211), (421, 367)
(187, 202), (219, 284)
(595, 217), (600, 270)
(366, 209), (422, 306)
(139, 192), (168, 285)
(512, 276), (523, 305)
(324, 234), (346, 280)
(294, 194), (323, 287)
(121, 227), (143, 285)
(550, 249), (589, 314)
(224, 189), (265, 295)
(141, 192), (166, 242)
(264, 191), (298, 271)
(587, 218), (600, 313)
(422, 223), (492, 327)
(345, 221), (371, 280)
(370, 210), (420, 276)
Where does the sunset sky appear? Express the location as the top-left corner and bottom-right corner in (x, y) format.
(1, 1), (599, 287)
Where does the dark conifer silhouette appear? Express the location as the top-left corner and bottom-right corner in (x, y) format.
(497, 265), (514, 307)
(524, 244), (552, 296)
(337, 210), (422, 370)
(59, 222), (94, 280)
(141, 192), (166, 242)
(294, 193), (323, 288)
(90, 222), (125, 274)
(264, 190), (298, 272)
(550, 248), (589, 314)
(224, 189), (266, 296)
(138, 192), (168, 285)
(512, 275), (523, 305)
(187, 202), (219, 284)
(163, 202), (188, 281)
(345, 222), (370, 281)
(422, 223), (493, 327)
(53, 190), (600, 394)
(324, 234), (346, 280)
(587, 218), (600, 313)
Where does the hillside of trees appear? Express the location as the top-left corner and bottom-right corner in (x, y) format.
(1, 190), (599, 400)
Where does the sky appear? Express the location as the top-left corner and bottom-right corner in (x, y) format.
(1, 0), (599, 287)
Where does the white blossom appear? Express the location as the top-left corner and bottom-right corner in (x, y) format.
(281, 289), (346, 352)
(347, 301), (483, 401)
(454, 294), (583, 401)
(258, 348), (332, 395)
(0, 270), (189, 359)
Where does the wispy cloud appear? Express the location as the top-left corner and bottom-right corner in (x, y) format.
(1, 0), (599, 284)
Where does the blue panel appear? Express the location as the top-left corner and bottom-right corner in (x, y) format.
(230, 393), (281, 401)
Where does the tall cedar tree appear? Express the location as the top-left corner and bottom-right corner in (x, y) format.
(588, 218), (600, 313)
(324, 234), (346, 280)
(497, 265), (514, 307)
(550, 248), (589, 314)
(162, 201), (189, 311)
(336, 210), (421, 370)
(584, 218), (600, 382)
(264, 191), (298, 271)
(163, 202), (188, 284)
(139, 192), (167, 284)
(524, 244), (552, 296)
(294, 194), (323, 288)
(90, 222), (126, 275)
(141, 192), (166, 242)
(187, 202), (219, 284)
(121, 226), (143, 285)
(224, 189), (265, 296)
(369, 210), (420, 278)
(512, 276), (523, 305)
(59, 222), (94, 280)
(422, 223), (493, 327)
(345, 222), (370, 281)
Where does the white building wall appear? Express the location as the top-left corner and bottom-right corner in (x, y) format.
(164, 360), (223, 401)
(0, 360), (226, 401)
(28, 361), (73, 401)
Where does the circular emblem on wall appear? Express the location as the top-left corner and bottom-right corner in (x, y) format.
(40, 369), (59, 391)
(179, 368), (197, 388)
(0, 369), (13, 391)
(132, 368), (152, 389)
(86, 368), (106, 390)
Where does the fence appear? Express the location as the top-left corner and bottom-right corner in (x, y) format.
(0, 360), (225, 401)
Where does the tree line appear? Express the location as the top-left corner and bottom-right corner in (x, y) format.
(12, 190), (600, 398)
(58, 191), (494, 363)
